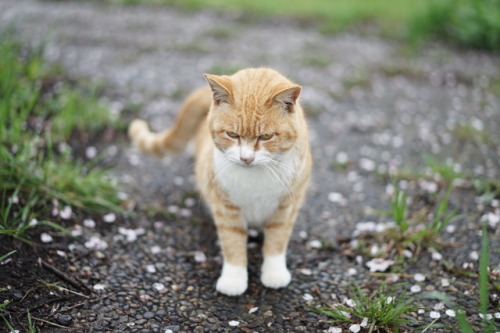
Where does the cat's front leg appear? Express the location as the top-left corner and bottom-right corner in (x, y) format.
(213, 204), (248, 296)
(261, 203), (297, 289)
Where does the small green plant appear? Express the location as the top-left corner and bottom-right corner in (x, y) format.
(409, 0), (500, 51)
(420, 224), (497, 332)
(315, 283), (419, 332)
(0, 36), (123, 240)
(386, 186), (456, 254)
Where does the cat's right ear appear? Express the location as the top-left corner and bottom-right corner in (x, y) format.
(204, 74), (232, 105)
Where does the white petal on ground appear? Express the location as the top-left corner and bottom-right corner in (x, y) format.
(403, 250), (413, 258)
(410, 285), (422, 293)
(84, 236), (108, 250)
(29, 218), (38, 226)
(93, 283), (106, 290)
(360, 317), (369, 327)
(60, 205), (73, 219)
(469, 251), (479, 261)
(386, 297), (394, 305)
(300, 268), (312, 276)
(118, 227), (146, 242)
(146, 264), (156, 273)
(359, 158), (376, 171)
(445, 309), (456, 317)
(194, 251), (207, 263)
(299, 230), (308, 239)
(40, 233), (53, 243)
(481, 212), (500, 228)
(71, 225), (83, 237)
(349, 324), (361, 332)
(434, 303), (445, 311)
(228, 320), (239, 327)
(414, 273), (426, 282)
(184, 197), (196, 207)
(347, 268), (357, 276)
(249, 307), (258, 314)
(56, 250), (66, 257)
(328, 327), (342, 333)
(336, 151), (349, 164)
(344, 298), (356, 307)
(303, 293), (314, 301)
(366, 258), (395, 272)
(328, 192), (347, 206)
(153, 283), (165, 291)
(86, 146), (97, 159)
(441, 278), (450, 287)
(430, 311), (441, 319)
(83, 219), (96, 228)
(150, 245), (162, 254)
(103, 213), (116, 223)
(308, 240), (322, 249)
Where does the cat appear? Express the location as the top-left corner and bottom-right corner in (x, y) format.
(129, 68), (312, 296)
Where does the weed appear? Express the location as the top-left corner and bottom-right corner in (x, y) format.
(409, 0), (500, 51)
(386, 186), (456, 254)
(315, 283), (419, 332)
(420, 223), (497, 332)
(0, 36), (122, 240)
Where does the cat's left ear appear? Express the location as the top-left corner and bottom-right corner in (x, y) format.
(272, 85), (301, 113)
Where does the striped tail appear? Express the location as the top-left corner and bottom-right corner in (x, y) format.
(128, 86), (212, 157)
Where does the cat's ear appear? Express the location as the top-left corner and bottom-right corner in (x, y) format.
(272, 85), (301, 113)
(204, 74), (232, 105)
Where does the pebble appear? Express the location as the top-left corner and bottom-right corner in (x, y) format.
(143, 312), (155, 319)
(57, 314), (73, 326)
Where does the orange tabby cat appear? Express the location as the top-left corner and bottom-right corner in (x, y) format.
(129, 68), (312, 296)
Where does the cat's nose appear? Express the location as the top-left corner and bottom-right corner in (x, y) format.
(240, 156), (254, 164)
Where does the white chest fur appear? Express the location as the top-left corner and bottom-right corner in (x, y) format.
(213, 149), (296, 227)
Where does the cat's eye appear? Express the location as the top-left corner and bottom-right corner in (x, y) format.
(259, 133), (274, 140)
(227, 131), (239, 138)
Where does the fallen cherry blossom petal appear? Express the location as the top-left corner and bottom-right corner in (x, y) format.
(328, 327), (342, 333)
(308, 240), (322, 249)
(84, 236), (108, 250)
(366, 258), (394, 272)
(83, 219), (96, 228)
(153, 283), (165, 291)
(445, 309), (456, 317)
(414, 273), (425, 282)
(194, 251), (207, 263)
(146, 264), (156, 273)
(40, 233), (53, 243)
(93, 284), (106, 290)
(349, 324), (361, 332)
(429, 311), (441, 319)
(59, 206), (72, 219)
(300, 268), (312, 275)
(228, 320), (239, 327)
(249, 307), (258, 314)
(303, 293), (313, 301)
(360, 317), (369, 327)
(103, 213), (116, 223)
(410, 285), (422, 293)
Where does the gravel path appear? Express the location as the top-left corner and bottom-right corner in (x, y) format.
(1, 0), (499, 332)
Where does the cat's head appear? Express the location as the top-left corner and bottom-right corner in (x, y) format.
(205, 68), (302, 167)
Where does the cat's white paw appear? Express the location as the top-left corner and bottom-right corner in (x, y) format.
(261, 254), (291, 289)
(216, 263), (248, 296)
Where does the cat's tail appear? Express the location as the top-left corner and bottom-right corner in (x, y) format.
(128, 87), (212, 157)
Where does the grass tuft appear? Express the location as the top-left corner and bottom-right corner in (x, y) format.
(315, 283), (419, 332)
(0, 36), (122, 240)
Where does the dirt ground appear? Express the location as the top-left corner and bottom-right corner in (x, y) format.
(0, 0), (499, 332)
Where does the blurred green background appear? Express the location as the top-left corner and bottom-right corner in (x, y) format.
(112, 0), (500, 51)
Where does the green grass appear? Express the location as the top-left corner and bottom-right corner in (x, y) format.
(315, 283), (419, 332)
(109, 0), (499, 51)
(0, 37), (122, 240)
(409, 0), (500, 51)
(386, 186), (456, 254)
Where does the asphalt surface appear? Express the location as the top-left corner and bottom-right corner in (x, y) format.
(1, 0), (499, 332)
